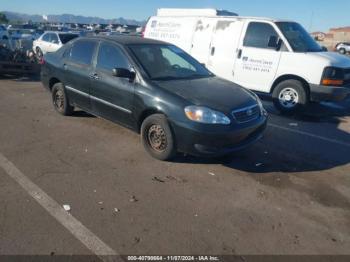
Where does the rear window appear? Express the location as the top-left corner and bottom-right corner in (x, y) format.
(70, 40), (97, 65)
(59, 34), (79, 44)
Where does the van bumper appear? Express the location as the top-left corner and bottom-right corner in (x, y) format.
(309, 84), (350, 102)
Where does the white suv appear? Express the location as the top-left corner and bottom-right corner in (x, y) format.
(336, 43), (350, 55)
(33, 31), (79, 58)
(0, 25), (9, 40)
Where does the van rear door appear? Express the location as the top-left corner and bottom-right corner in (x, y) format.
(190, 18), (216, 64)
(233, 21), (282, 92)
(206, 20), (243, 82)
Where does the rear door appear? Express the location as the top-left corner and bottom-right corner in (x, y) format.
(206, 19), (243, 82)
(48, 33), (60, 52)
(40, 33), (51, 53)
(90, 41), (135, 127)
(63, 39), (97, 110)
(233, 21), (282, 92)
(190, 18), (216, 64)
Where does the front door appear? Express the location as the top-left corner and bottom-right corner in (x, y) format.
(90, 42), (135, 128)
(233, 21), (282, 92)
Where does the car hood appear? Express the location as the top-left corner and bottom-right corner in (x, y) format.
(154, 77), (258, 113)
(306, 52), (350, 68)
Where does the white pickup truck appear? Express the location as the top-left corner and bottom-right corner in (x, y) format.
(144, 8), (350, 113)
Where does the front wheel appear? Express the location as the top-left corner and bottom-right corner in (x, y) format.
(52, 83), (74, 116)
(339, 48), (347, 55)
(141, 114), (177, 161)
(272, 80), (308, 114)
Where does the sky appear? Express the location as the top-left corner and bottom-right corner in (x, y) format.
(1, 0), (349, 32)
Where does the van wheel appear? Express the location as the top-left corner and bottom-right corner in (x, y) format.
(141, 114), (176, 161)
(52, 83), (74, 116)
(272, 80), (308, 114)
(339, 48), (346, 55)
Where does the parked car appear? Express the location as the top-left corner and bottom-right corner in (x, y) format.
(144, 8), (350, 114)
(8, 29), (37, 40)
(335, 42), (350, 55)
(33, 31), (79, 58)
(41, 36), (268, 160)
(0, 25), (9, 40)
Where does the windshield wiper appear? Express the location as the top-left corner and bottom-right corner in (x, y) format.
(151, 76), (180, 81)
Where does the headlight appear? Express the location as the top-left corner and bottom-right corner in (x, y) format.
(321, 67), (344, 86)
(184, 106), (231, 125)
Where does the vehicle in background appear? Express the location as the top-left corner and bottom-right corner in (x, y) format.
(33, 31), (79, 58)
(41, 36), (267, 160)
(0, 25), (9, 40)
(8, 29), (39, 40)
(144, 9), (350, 114)
(335, 42), (350, 55)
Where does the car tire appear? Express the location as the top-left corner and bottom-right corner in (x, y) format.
(141, 114), (177, 161)
(339, 48), (346, 55)
(272, 79), (308, 114)
(36, 47), (43, 59)
(51, 83), (74, 116)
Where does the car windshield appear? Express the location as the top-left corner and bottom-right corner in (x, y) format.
(128, 44), (213, 80)
(276, 22), (323, 52)
(59, 34), (79, 44)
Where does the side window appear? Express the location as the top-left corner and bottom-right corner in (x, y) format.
(96, 43), (130, 71)
(70, 40), (97, 65)
(243, 22), (279, 49)
(42, 33), (50, 42)
(51, 34), (59, 44)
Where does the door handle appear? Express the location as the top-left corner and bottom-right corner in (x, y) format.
(237, 49), (242, 59)
(89, 73), (99, 80)
(211, 47), (215, 56)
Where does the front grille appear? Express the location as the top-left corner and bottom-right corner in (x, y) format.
(232, 104), (260, 123)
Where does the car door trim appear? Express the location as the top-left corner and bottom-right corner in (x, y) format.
(65, 85), (132, 114)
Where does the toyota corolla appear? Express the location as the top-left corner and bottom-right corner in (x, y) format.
(41, 36), (268, 160)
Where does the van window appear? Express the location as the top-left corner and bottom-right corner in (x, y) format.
(243, 22), (278, 49)
(70, 40), (96, 65)
(96, 43), (130, 71)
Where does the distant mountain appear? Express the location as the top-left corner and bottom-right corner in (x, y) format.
(1, 11), (145, 26)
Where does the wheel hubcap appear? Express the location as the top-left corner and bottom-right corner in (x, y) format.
(279, 87), (299, 108)
(54, 90), (64, 110)
(147, 125), (167, 152)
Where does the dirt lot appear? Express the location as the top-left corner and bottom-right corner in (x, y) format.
(0, 76), (350, 260)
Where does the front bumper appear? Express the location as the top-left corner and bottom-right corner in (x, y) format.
(310, 84), (350, 102)
(170, 115), (268, 157)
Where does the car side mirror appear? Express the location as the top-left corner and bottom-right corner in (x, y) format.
(112, 68), (136, 80)
(267, 35), (279, 49)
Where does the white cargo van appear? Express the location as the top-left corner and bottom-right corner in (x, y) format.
(144, 9), (350, 113)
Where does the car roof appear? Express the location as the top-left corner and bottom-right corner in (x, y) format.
(79, 35), (169, 45)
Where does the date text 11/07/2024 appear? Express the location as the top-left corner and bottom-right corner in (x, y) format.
(127, 256), (220, 261)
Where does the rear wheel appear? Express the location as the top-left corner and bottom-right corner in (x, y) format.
(52, 83), (74, 116)
(339, 48), (346, 55)
(141, 114), (177, 161)
(272, 79), (308, 114)
(36, 47), (43, 59)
